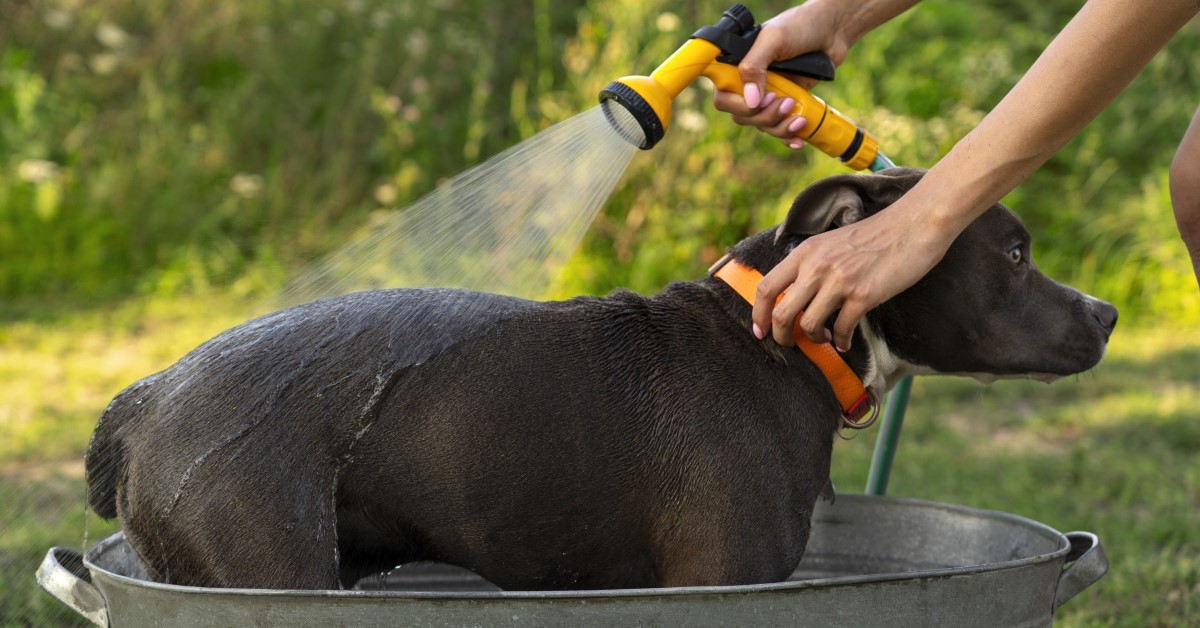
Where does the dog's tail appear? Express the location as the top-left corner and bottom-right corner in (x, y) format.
(85, 374), (160, 519)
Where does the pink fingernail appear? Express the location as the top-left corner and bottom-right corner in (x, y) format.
(753, 323), (765, 340)
(779, 97), (795, 113)
(761, 91), (777, 108)
(823, 329), (833, 343)
(787, 116), (807, 133)
(744, 83), (761, 108)
(788, 140), (804, 150)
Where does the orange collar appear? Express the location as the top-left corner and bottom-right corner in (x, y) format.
(710, 255), (877, 429)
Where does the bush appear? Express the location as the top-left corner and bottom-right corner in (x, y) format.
(1, 0), (1197, 321)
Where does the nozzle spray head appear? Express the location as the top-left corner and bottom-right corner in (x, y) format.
(599, 4), (760, 150)
(599, 78), (669, 150)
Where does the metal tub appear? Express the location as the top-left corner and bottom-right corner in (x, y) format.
(38, 494), (1106, 627)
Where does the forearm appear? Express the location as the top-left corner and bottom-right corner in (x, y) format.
(1171, 105), (1200, 285)
(892, 0), (1200, 238)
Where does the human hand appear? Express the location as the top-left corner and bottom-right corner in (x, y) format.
(711, 1), (853, 150)
(752, 192), (954, 351)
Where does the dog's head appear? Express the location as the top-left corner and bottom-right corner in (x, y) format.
(726, 167), (1116, 383)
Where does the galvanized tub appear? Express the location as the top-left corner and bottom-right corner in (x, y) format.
(39, 494), (1106, 627)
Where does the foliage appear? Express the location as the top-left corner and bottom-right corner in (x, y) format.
(0, 0), (1198, 320)
(0, 0), (584, 301)
(2, 0), (1199, 625)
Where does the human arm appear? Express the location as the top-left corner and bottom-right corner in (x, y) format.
(751, 0), (1200, 349)
(1170, 104), (1200, 288)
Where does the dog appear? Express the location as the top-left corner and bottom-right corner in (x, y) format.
(84, 168), (1116, 591)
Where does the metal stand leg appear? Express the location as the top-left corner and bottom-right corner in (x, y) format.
(864, 375), (913, 496)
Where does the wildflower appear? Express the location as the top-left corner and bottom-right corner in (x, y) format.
(230, 173), (264, 199)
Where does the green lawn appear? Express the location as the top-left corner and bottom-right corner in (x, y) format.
(1, 296), (1196, 626)
(832, 327), (1200, 626)
(3, 0), (1198, 625)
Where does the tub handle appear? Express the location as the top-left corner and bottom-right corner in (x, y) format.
(1053, 531), (1109, 611)
(36, 547), (109, 627)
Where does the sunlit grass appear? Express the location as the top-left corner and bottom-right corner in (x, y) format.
(0, 295), (262, 465)
(830, 326), (1200, 627)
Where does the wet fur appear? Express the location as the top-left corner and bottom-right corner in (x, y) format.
(85, 169), (1115, 590)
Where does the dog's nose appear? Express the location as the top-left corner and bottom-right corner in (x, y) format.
(1088, 298), (1118, 336)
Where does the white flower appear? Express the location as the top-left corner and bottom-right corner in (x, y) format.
(96, 22), (130, 49)
(677, 109), (707, 133)
(230, 173), (264, 199)
(656, 13), (680, 32)
(43, 9), (73, 31)
(18, 159), (60, 183)
(89, 53), (119, 75)
(373, 183), (398, 205)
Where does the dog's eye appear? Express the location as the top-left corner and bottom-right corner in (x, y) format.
(1008, 246), (1023, 264)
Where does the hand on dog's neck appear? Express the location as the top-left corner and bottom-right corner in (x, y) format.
(707, 256), (877, 423)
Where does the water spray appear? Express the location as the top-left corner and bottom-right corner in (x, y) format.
(599, 4), (892, 172)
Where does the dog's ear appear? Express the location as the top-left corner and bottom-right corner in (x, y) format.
(775, 168), (925, 244)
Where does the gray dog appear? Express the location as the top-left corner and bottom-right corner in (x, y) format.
(85, 168), (1116, 591)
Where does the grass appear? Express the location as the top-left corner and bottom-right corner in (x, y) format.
(1, 294), (1197, 626)
(0, 468), (119, 628)
(830, 327), (1200, 626)
(2, 0), (1199, 624)
(0, 295), (251, 627)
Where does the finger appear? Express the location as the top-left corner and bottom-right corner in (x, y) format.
(786, 115), (807, 136)
(796, 286), (843, 346)
(785, 117), (807, 149)
(732, 98), (795, 131)
(759, 259), (820, 347)
(751, 256), (798, 341)
(743, 82), (761, 109)
(764, 112), (807, 140)
(716, 88), (779, 120)
(832, 299), (870, 352)
(712, 90), (752, 116)
(770, 280), (819, 347)
(738, 28), (780, 109)
(744, 97), (793, 137)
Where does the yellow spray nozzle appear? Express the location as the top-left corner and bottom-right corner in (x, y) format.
(598, 3), (880, 171)
(599, 76), (672, 150)
(599, 37), (723, 150)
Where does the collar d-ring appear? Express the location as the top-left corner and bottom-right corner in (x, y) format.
(841, 388), (880, 431)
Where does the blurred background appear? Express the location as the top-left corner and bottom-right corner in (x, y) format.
(1, 0), (1197, 625)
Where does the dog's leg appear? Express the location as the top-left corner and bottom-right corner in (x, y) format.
(118, 448), (344, 589)
(651, 498), (806, 587)
(655, 529), (800, 587)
